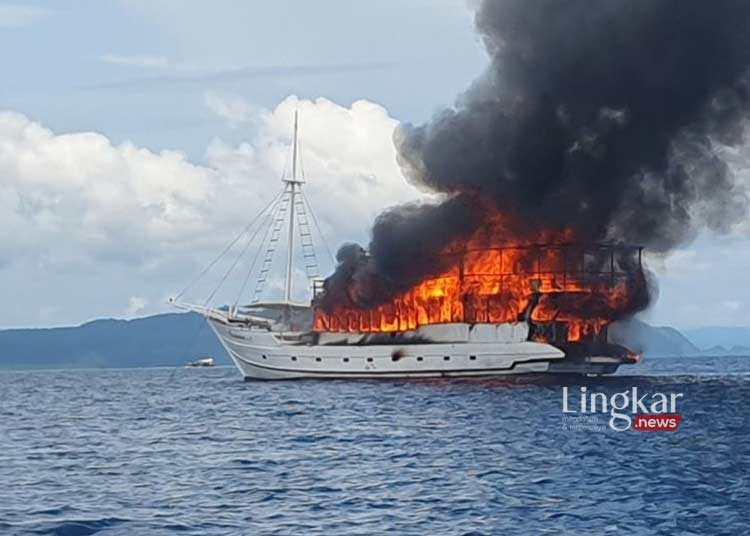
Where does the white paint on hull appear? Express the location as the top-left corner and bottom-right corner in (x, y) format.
(208, 318), (567, 380)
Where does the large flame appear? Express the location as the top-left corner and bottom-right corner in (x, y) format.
(313, 212), (645, 343)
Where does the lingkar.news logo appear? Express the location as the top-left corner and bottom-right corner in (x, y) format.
(562, 386), (683, 432)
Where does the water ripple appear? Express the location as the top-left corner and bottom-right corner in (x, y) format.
(1, 357), (749, 534)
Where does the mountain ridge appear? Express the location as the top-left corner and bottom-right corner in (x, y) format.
(0, 313), (747, 369)
(0, 313), (227, 369)
(682, 326), (750, 351)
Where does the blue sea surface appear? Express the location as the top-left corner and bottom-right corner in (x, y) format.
(2, 356), (749, 535)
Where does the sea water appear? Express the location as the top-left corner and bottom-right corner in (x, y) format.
(1, 356), (749, 535)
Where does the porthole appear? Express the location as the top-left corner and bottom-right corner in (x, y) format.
(262, 354), (267, 360)
(444, 355), (450, 361)
(291, 356), (297, 361)
(367, 357), (374, 363)
(315, 357), (322, 362)
(469, 355), (477, 361)
(343, 357), (350, 363)
(417, 356), (424, 362)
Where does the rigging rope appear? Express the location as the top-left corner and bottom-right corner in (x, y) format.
(294, 195), (319, 279)
(298, 137), (307, 182)
(234, 192), (286, 307)
(174, 190), (284, 301)
(301, 191), (335, 267)
(294, 131), (332, 277)
(205, 218), (268, 306)
(177, 109), (333, 309)
(203, 194), (282, 306)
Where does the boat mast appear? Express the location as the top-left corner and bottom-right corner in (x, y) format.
(283, 110), (301, 303)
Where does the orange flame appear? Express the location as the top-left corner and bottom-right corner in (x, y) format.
(314, 212), (643, 343)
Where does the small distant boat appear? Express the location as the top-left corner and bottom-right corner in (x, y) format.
(186, 357), (215, 367)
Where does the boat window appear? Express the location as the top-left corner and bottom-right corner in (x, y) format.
(291, 356), (297, 361)
(343, 357), (350, 362)
(315, 357), (322, 362)
(470, 355), (477, 361)
(367, 357), (373, 363)
(444, 355), (450, 361)
(262, 354), (267, 360)
(417, 356), (424, 362)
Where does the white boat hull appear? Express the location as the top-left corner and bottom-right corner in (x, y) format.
(208, 319), (576, 380)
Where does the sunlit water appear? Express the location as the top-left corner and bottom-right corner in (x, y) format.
(2, 356), (749, 535)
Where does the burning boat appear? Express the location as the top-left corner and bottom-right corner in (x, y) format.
(173, 0), (750, 380)
(173, 113), (644, 380)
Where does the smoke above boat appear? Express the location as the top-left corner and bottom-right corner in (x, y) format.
(316, 0), (750, 334)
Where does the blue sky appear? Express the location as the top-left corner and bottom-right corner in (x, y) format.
(0, 1), (484, 155)
(0, 1), (747, 329)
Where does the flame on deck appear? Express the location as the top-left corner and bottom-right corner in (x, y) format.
(313, 217), (647, 343)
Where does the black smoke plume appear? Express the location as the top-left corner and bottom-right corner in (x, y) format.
(323, 0), (750, 310)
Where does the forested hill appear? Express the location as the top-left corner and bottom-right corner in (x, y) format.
(0, 313), (227, 369)
(1, 312), (746, 369)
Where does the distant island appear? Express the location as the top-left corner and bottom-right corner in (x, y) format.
(677, 326), (750, 356)
(0, 313), (748, 369)
(0, 313), (226, 369)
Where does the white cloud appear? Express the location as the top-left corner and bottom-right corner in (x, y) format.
(0, 110), (215, 267)
(99, 54), (170, 69)
(204, 92), (258, 126)
(125, 296), (148, 315)
(0, 96), (423, 325)
(0, 94), (748, 329)
(197, 95), (424, 303)
(722, 300), (742, 312)
(649, 249), (700, 274)
(645, 237), (750, 329)
(203, 95), (422, 234)
(0, 4), (52, 28)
